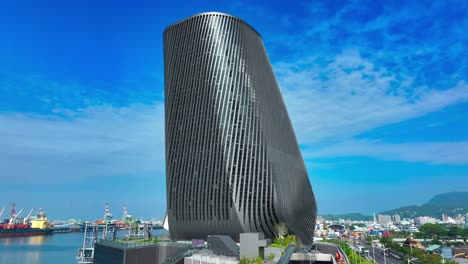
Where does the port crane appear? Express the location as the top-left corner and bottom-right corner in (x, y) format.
(104, 203), (113, 219)
(123, 205), (132, 221)
(23, 208), (35, 224)
(9, 207), (24, 224)
(0, 205), (6, 218)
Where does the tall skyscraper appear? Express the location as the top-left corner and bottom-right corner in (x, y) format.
(164, 12), (317, 245)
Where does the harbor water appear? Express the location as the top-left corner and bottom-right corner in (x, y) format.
(0, 229), (168, 264)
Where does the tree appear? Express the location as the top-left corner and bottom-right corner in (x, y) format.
(283, 234), (298, 246)
(461, 228), (468, 243)
(274, 222), (288, 239)
(254, 257), (263, 264)
(267, 253), (275, 264)
(240, 256), (252, 264)
(380, 236), (394, 248)
(419, 223), (446, 239)
(425, 254), (442, 264)
(447, 226), (461, 239)
(131, 220), (141, 238)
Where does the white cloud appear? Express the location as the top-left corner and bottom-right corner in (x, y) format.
(259, 0), (468, 166)
(276, 50), (468, 144)
(273, 49), (468, 165)
(304, 140), (468, 165)
(0, 103), (165, 183)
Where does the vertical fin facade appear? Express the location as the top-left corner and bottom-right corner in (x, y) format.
(164, 12), (317, 245)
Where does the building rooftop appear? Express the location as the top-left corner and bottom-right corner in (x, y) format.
(164, 12), (261, 38)
(426, 244), (441, 252)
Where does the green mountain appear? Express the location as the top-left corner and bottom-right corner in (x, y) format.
(427, 192), (468, 208)
(379, 192), (468, 219)
(321, 192), (468, 221)
(321, 213), (372, 221)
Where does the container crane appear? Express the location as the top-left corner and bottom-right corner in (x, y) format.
(23, 208), (35, 224)
(9, 208), (24, 224)
(123, 205), (132, 221)
(10, 203), (16, 218)
(123, 205), (128, 219)
(8, 203), (16, 224)
(104, 203), (113, 222)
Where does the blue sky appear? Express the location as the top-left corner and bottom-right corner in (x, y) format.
(0, 0), (467, 220)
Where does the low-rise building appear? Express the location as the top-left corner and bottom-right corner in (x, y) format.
(415, 216), (437, 226)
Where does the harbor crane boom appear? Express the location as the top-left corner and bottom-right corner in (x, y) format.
(23, 208), (35, 224)
(0, 206), (6, 218)
(9, 208), (24, 224)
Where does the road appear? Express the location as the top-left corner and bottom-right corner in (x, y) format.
(352, 237), (405, 264)
(369, 247), (405, 264)
(314, 242), (350, 264)
(312, 241), (405, 264)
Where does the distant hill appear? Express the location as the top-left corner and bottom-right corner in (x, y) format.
(379, 192), (468, 219)
(427, 192), (468, 208)
(320, 192), (468, 221)
(321, 213), (372, 221)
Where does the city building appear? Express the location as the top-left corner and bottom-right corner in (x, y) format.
(378, 214), (392, 225)
(316, 216), (325, 224)
(465, 213), (468, 228)
(442, 214), (449, 221)
(392, 214), (401, 224)
(455, 214), (465, 224)
(93, 240), (190, 264)
(400, 219), (412, 226)
(415, 216), (437, 226)
(164, 12), (317, 245)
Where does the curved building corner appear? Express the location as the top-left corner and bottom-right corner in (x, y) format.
(163, 12), (317, 245)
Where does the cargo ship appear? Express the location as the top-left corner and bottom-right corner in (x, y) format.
(0, 206), (54, 238)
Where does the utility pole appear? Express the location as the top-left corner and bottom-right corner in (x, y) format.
(383, 246), (387, 264)
(372, 240), (376, 263)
